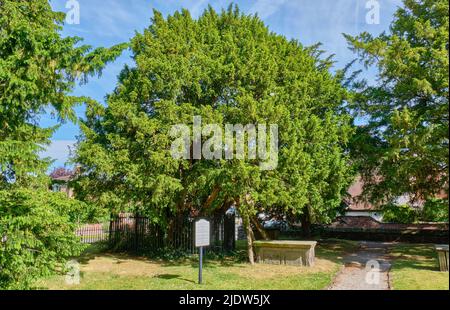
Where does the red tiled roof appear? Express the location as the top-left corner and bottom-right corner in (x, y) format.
(52, 175), (72, 182)
(345, 177), (379, 211)
(345, 176), (448, 211)
(329, 216), (382, 229)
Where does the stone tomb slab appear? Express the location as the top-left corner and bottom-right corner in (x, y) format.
(253, 240), (317, 267)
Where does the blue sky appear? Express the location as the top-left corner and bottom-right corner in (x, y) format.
(41, 0), (403, 170)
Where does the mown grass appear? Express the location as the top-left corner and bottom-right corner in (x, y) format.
(36, 239), (449, 290)
(35, 240), (358, 290)
(388, 243), (449, 290)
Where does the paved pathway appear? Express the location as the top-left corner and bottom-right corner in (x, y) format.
(328, 241), (393, 290)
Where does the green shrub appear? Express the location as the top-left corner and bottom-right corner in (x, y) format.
(0, 189), (86, 289)
(43, 191), (106, 224)
(382, 203), (419, 224)
(421, 198), (449, 222)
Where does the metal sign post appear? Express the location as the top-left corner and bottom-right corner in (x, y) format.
(195, 219), (210, 285)
(198, 246), (203, 284)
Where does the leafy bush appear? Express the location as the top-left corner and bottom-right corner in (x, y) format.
(0, 189), (86, 289)
(421, 198), (449, 222)
(43, 191), (106, 224)
(382, 203), (419, 224)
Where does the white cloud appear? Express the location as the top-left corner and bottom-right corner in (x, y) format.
(40, 140), (76, 168)
(249, 0), (287, 20)
(266, 0), (402, 70)
(187, 0), (209, 18)
(84, 0), (145, 38)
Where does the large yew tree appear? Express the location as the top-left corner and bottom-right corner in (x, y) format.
(75, 6), (354, 262)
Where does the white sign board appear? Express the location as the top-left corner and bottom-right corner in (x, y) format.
(195, 219), (210, 247)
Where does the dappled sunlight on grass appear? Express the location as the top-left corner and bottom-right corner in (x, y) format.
(389, 244), (449, 290)
(316, 239), (360, 263)
(35, 241), (352, 290)
(32, 238), (448, 290)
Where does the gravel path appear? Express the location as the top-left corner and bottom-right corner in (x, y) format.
(328, 241), (393, 290)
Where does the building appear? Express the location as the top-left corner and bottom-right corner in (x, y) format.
(342, 175), (448, 224)
(51, 174), (74, 198)
(343, 176), (384, 222)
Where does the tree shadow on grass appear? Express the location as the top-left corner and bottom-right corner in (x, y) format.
(160, 257), (246, 270)
(392, 258), (440, 271)
(388, 244), (442, 272)
(315, 239), (360, 264)
(75, 243), (166, 266)
(154, 273), (196, 284)
(74, 244), (247, 273)
(157, 251), (247, 269)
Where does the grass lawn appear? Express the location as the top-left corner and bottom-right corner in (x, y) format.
(36, 239), (448, 290)
(35, 239), (358, 290)
(388, 243), (449, 290)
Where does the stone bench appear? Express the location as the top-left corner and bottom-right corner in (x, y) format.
(435, 244), (449, 272)
(254, 240), (317, 267)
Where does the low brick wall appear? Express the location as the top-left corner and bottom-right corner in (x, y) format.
(321, 217), (448, 243)
(321, 228), (449, 243)
(279, 217), (449, 243)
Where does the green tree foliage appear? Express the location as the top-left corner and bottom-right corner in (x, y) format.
(0, 189), (86, 289)
(0, 0), (127, 188)
(0, 0), (125, 288)
(381, 203), (420, 224)
(422, 198), (449, 222)
(75, 6), (354, 262)
(382, 198), (448, 223)
(346, 0), (449, 204)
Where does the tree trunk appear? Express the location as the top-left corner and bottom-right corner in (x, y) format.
(251, 216), (270, 240)
(166, 212), (183, 246)
(236, 198), (255, 264)
(167, 216), (176, 246)
(300, 206), (312, 238)
(202, 185), (221, 211)
(244, 215), (255, 265)
(223, 212), (235, 253)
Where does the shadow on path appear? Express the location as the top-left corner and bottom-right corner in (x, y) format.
(328, 241), (393, 290)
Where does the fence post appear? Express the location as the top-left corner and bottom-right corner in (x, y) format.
(224, 213), (235, 253)
(108, 214), (113, 247)
(134, 216), (139, 253)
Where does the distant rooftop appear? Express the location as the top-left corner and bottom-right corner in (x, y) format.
(345, 177), (378, 211)
(51, 175), (72, 182)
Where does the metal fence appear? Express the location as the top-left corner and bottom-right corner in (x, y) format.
(77, 214), (235, 254)
(108, 215), (165, 253)
(76, 223), (109, 244)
